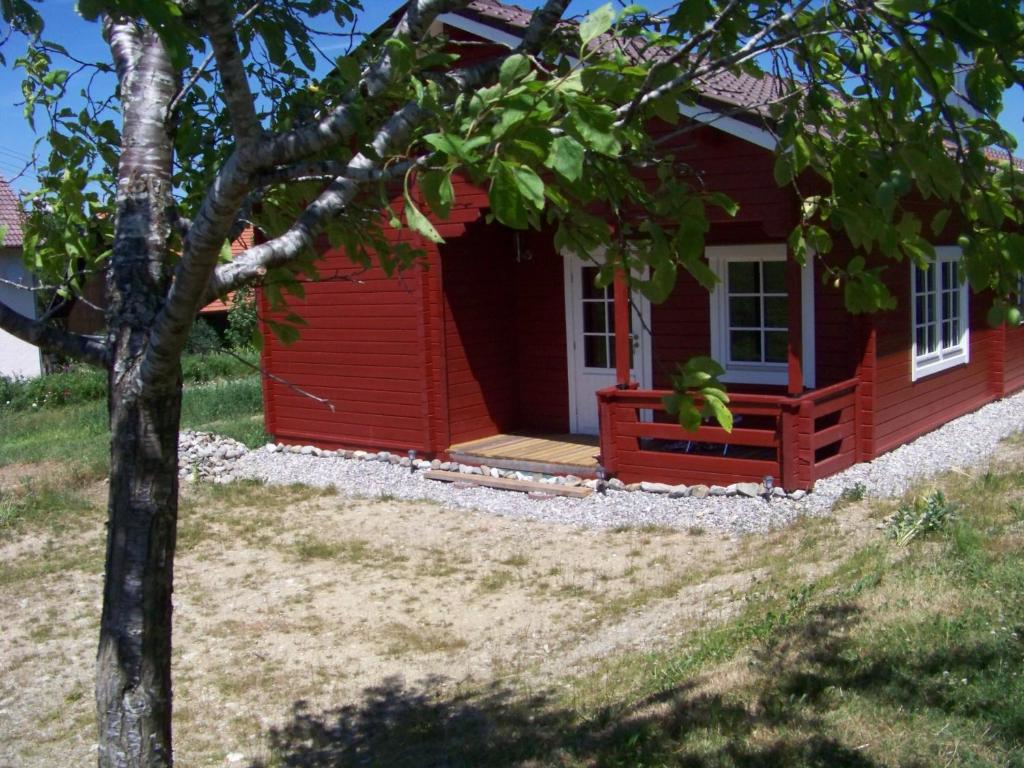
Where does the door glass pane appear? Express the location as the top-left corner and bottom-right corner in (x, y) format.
(728, 261), (759, 293)
(765, 331), (788, 362)
(729, 296), (759, 327)
(583, 301), (606, 333)
(730, 330), (761, 361)
(581, 267), (603, 299)
(763, 296), (788, 327)
(584, 334), (608, 368)
(763, 260), (786, 292)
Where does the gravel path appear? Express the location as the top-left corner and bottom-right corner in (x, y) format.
(220, 391), (1024, 536)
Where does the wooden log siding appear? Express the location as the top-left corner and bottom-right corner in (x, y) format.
(597, 377), (860, 491)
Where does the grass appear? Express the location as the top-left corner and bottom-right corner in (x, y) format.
(0, 374), (267, 476)
(3, 393), (1023, 767)
(254, 459), (1024, 768)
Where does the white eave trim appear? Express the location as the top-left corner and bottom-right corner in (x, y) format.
(436, 12), (524, 49)
(437, 12), (778, 153)
(676, 103), (777, 151)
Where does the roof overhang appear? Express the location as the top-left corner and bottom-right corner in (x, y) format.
(436, 6), (778, 152)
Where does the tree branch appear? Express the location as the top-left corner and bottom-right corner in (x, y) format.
(168, 1), (262, 117)
(0, 298), (108, 368)
(197, 0), (262, 146)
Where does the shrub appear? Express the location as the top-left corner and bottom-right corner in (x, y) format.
(225, 286), (258, 351)
(0, 365), (106, 411)
(887, 490), (956, 546)
(185, 317), (223, 354)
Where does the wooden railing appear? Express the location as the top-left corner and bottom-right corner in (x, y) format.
(597, 377), (860, 491)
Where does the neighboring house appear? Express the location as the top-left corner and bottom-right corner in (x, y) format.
(257, 0), (1024, 491)
(0, 178), (42, 379)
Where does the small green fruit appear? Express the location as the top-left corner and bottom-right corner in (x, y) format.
(1007, 307), (1022, 327)
(988, 304), (1006, 327)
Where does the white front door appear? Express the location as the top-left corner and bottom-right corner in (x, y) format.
(563, 253), (652, 435)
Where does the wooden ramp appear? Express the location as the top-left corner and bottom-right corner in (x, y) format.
(447, 432), (600, 476)
(424, 470), (592, 498)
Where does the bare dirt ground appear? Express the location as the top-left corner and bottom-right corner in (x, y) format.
(0, 469), (884, 767)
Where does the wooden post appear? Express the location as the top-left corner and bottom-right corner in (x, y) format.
(613, 267), (632, 387)
(786, 252), (804, 395)
(854, 319), (877, 462)
(597, 388), (618, 475)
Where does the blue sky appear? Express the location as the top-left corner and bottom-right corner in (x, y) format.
(1, 0), (1021, 194)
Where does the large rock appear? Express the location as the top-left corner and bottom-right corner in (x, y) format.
(734, 482), (762, 498)
(689, 484), (709, 499)
(640, 481), (674, 494)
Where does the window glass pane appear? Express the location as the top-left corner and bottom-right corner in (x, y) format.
(764, 296), (788, 327)
(916, 325), (927, 353)
(941, 260), (955, 290)
(927, 322), (938, 354)
(583, 301), (606, 333)
(765, 331), (788, 363)
(728, 261), (759, 293)
(584, 334), (608, 368)
(762, 260), (786, 293)
(730, 330), (761, 361)
(915, 295), (927, 325)
(581, 267), (603, 300)
(729, 296), (759, 327)
(915, 265), (929, 294)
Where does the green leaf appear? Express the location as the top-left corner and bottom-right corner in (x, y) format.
(419, 169), (454, 219)
(546, 135), (585, 182)
(511, 164), (545, 210)
(499, 54), (530, 88)
(931, 209), (951, 236)
(579, 3), (615, 46)
(489, 163), (528, 229)
(705, 393), (733, 433)
(773, 154), (795, 186)
(404, 194), (444, 244)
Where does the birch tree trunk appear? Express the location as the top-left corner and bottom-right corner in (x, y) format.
(94, 22), (181, 768)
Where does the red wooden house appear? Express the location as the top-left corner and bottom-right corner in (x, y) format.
(257, 0), (1024, 491)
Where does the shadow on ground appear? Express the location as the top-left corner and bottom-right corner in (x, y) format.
(252, 599), (1021, 767)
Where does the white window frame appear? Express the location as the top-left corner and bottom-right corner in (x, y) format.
(708, 244), (815, 387)
(911, 246), (969, 381)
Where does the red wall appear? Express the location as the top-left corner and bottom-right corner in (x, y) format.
(441, 222), (519, 444)
(440, 222), (570, 445)
(871, 264), (1001, 456)
(260, 233), (434, 453)
(1005, 325), (1024, 393)
(513, 230), (569, 432)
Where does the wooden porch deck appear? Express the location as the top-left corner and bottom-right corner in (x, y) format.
(447, 432), (600, 476)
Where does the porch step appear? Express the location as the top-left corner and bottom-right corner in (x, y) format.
(423, 470), (593, 498)
(446, 451), (597, 478)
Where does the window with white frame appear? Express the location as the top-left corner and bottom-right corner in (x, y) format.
(708, 244), (814, 386)
(911, 246), (969, 381)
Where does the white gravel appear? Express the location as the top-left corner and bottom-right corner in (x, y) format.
(222, 390), (1024, 536)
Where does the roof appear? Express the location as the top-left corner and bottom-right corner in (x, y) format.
(450, 0), (789, 115)
(448, 1), (1021, 164)
(0, 179), (23, 248)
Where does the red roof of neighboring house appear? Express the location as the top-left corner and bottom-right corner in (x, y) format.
(0, 179), (24, 248)
(200, 226), (254, 313)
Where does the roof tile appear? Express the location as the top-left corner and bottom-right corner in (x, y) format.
(0, 179), (23, 248)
